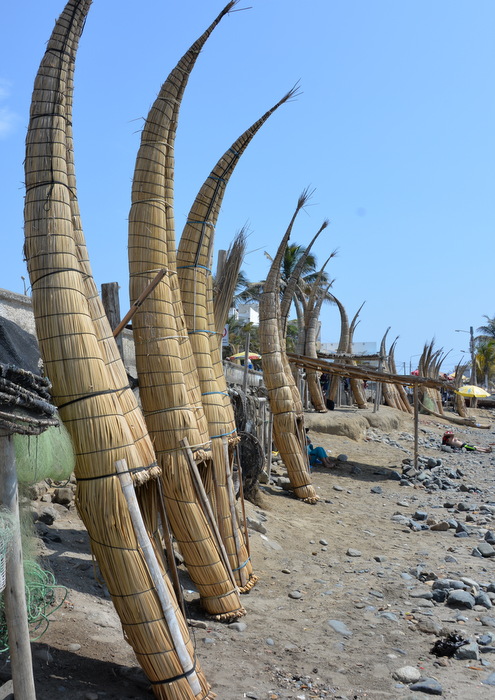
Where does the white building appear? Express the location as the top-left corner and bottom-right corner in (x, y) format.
(233, 303), (259, 326)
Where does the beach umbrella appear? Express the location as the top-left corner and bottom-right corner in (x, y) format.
(228, 352), (262, 361)
(455, 385), (491, 398)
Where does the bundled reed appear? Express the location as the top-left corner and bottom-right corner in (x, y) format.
(24, 2), (212, 697)
(128, 2), (244, 618)
(177, 93), (296, 587)
(258, 192), (318, 504)
(388, 338), (413, 413)
(213, 229), (247, 335)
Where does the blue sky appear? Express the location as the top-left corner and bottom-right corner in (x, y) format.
(1, 0), (494, 375)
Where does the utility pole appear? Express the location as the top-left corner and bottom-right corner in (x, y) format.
(470, 326), (477, 408)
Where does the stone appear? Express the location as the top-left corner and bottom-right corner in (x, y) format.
(477, 541), (495, 558)
(392, 666), (421, 684)
(408, 677), (443, 695)
(455, 642), (479, 660)
(482, 672), (495, 686)
(228, 621), (247, 632)
(327, 619), (353, 636)
(38, 506), (59, 525)
(447, 590), (476, 609)
(52, 487), (74, 506)
(430, 522), (449, 531)
(346, 548), (362, 557)
(476, 592), (493, 609)
(337, 454), (348, 462)
(370, 486), (382, 494)
(288, 590), (302, 599)
(246, 517), (267, 534)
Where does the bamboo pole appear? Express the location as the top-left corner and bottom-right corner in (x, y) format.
(235, 443), (250, 558)
(156, 479), (186, 619)
(223, 437), (247, 587)
(113, 269), (166, 339)
(413, 386), (419, 471)
(115, 459), (201, 696)
(242, 332), (250, 395)
(0, 431), (37, 700)
(180, 439), (239, 593)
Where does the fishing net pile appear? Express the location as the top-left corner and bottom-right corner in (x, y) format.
(0, 317), (69, 652)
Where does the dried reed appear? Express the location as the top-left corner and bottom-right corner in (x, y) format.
(258, 192), (317, 503)
(24, 2), (213, 696)
(128, 2), (244, 618)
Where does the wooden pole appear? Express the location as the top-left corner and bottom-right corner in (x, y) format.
(222, 437), (247, 587)
(234, 443), (250, 558)
(155, 479), (186, 620)
(242, 332), (250, 395)
(113, 269), (166, 339)
(413, 385), (419, 470)
(180, 439), (238, 591)
(114, 459), (201, 696)
(0, 431), (37, 700)
(101, 282), (124, 359)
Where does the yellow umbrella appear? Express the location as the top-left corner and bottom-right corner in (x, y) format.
(455, 385), (491, 398)
(228, 351), (262, 361)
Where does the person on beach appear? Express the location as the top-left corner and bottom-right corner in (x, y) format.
(306, 428), (333, 468)
(442, 430), (492, 453)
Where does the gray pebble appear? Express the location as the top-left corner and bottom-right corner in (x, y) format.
(289, 590), (302, 599)
(337, 454), (348, 462)
(408, 677), (443, 695)
(482, 672), (495, 686)
(228, 621), (247, 632)
(319, 538), (328, 546)
(346, 548), (362, 557)
(455, 642), (480, 660)
(477, 542), (495, 558)
(327, 619), (353, 636)
(476, 592), (493, 609)
(392, 666), (421, 683)
(265, 638), (275, 646)
(447, 590), (476, 609)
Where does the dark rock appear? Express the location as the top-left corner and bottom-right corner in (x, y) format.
(476, 592), (493, 609)
(413, 510), (428, 521)
(38, 506), (58, 525)
(477, 542), (495, 558)
(409, 677), (443, 695)
(447, 590), (476, 609)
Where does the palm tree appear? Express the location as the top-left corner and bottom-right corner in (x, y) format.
(476, 338), (495, 389)
(477, 315), (495, 339)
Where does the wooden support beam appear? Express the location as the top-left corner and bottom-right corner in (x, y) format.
(113, 269), (166, 339)
(0, 431), (37, 700)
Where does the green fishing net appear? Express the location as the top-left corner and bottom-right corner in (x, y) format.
(13, 418), (75, 484)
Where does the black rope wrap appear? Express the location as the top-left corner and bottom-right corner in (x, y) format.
(0, 363), (59, 436)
